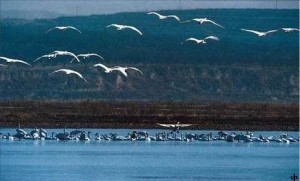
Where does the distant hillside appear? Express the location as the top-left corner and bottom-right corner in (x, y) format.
(0, 9), (298, 102)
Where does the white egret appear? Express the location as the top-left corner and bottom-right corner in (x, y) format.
(147, 12), (180, 22)
(49, 69), (88, 82)
(181, 18), (224, 28)
(33, 54), (56, 62)
(0, 56), (31, 66)
(106, 24), (143, 35)
(45, 26), (82, 34)
(93, 63), (115, 73)
(112, 66), (143, 77)
(182, 36), (219, 45)
(73, 53), (104, 62)
(281, 28), (300, 32)
(53, 51), (80, 63)
(157, 122), (194, 133)
(241, 28), (278, 37)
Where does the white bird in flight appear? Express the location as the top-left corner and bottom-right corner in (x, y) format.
(281, 28), (300, 32)
(33, 54), (56, 62)
(112, 66), (143, 77)
(45, 26), (82, 34)
(181, 18), (224, 28)
(35, 51), (80, 63)
(49, 69), (88, 82)
(106, 24), (143, 35)
(157, 122), (194, 133)
(183, 36), (219, 45)
(73, 53), (104, 62)
(93, 64), (143, 77)
(93, 63), (116, 73)
(0, 56), (31, 66)
(147, 12), (181, 22)
(241, 28), (278, 37)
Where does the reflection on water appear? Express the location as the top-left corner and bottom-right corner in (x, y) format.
(0, 129), (299, 181)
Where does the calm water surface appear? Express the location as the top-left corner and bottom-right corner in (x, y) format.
(0, 129), (299, 181)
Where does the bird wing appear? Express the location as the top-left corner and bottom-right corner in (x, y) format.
(157, 123), (172, 128)
(265, 29), (278, 34)
(93, 63), (110, 71)
(241, 28), (261, 35)
(147, 12), (163, 18)
(185, 38), (201, 43)
(89, 53), (104, 60)
(50, 69), (87, 82)
(51, 50), (61, 54)
(11, 59), (31, 66)
(0, 56), (9, 62)
(106, 24), (119, 28)
(49, 69), (64, 75)
(113, 68), (128, 77)
(45, 27), (57, 34)
(204, 36), (219, 41)
(128, 67), (143, 75)
(70, 70), (88, 83)
(180, 19), (193, 23)
(125, 26), (143, 35)
(33, 54), (54, 62)
(177, 124), (193, 127)
(166, 15), (180, 21)
(33, 55), (46, 62)
(67, 26), (82, 33)
(66, 52), (80, 63)
(206, 19), (224, 28)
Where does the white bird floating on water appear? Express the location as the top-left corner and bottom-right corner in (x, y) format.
(182, 36), (219, 45)
(281, 28), (300, 32)
(49, 69), (88, 83)
(181, 18), (224, 28)
(147, 12), (181, 22)
(241, 28), (278, 37)
(0, 56), (31, 66)
(35, 51), (80, 63)
(106, 24), (143, 35)
(72, 53), (104, 62)
(45, 26), (82, 34)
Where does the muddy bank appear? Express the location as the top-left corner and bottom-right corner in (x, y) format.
(0, 101), (298, 131)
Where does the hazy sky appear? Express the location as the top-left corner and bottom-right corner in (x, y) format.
(1, 0), (299, 19)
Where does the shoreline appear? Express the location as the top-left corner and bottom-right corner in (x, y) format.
(0, 101), (298, 131)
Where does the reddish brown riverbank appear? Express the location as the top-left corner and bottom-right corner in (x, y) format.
(0, 101), (298, 131)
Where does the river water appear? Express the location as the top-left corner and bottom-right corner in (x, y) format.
(0, 129), (299, 181)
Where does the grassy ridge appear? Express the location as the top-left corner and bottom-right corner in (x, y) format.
(0, 9), (298, 101)
(0, 101), (298, 131)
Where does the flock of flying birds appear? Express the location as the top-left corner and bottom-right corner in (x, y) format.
(0, 12), (299, 83)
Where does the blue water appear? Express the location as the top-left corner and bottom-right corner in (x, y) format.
(0, 129), (299, 181)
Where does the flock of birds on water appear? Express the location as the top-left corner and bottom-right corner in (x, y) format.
(0, 12), (299, 83)
(1, 124), (298, 144)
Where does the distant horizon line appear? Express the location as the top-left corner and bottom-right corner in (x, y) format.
(1, 7), (298, 20)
